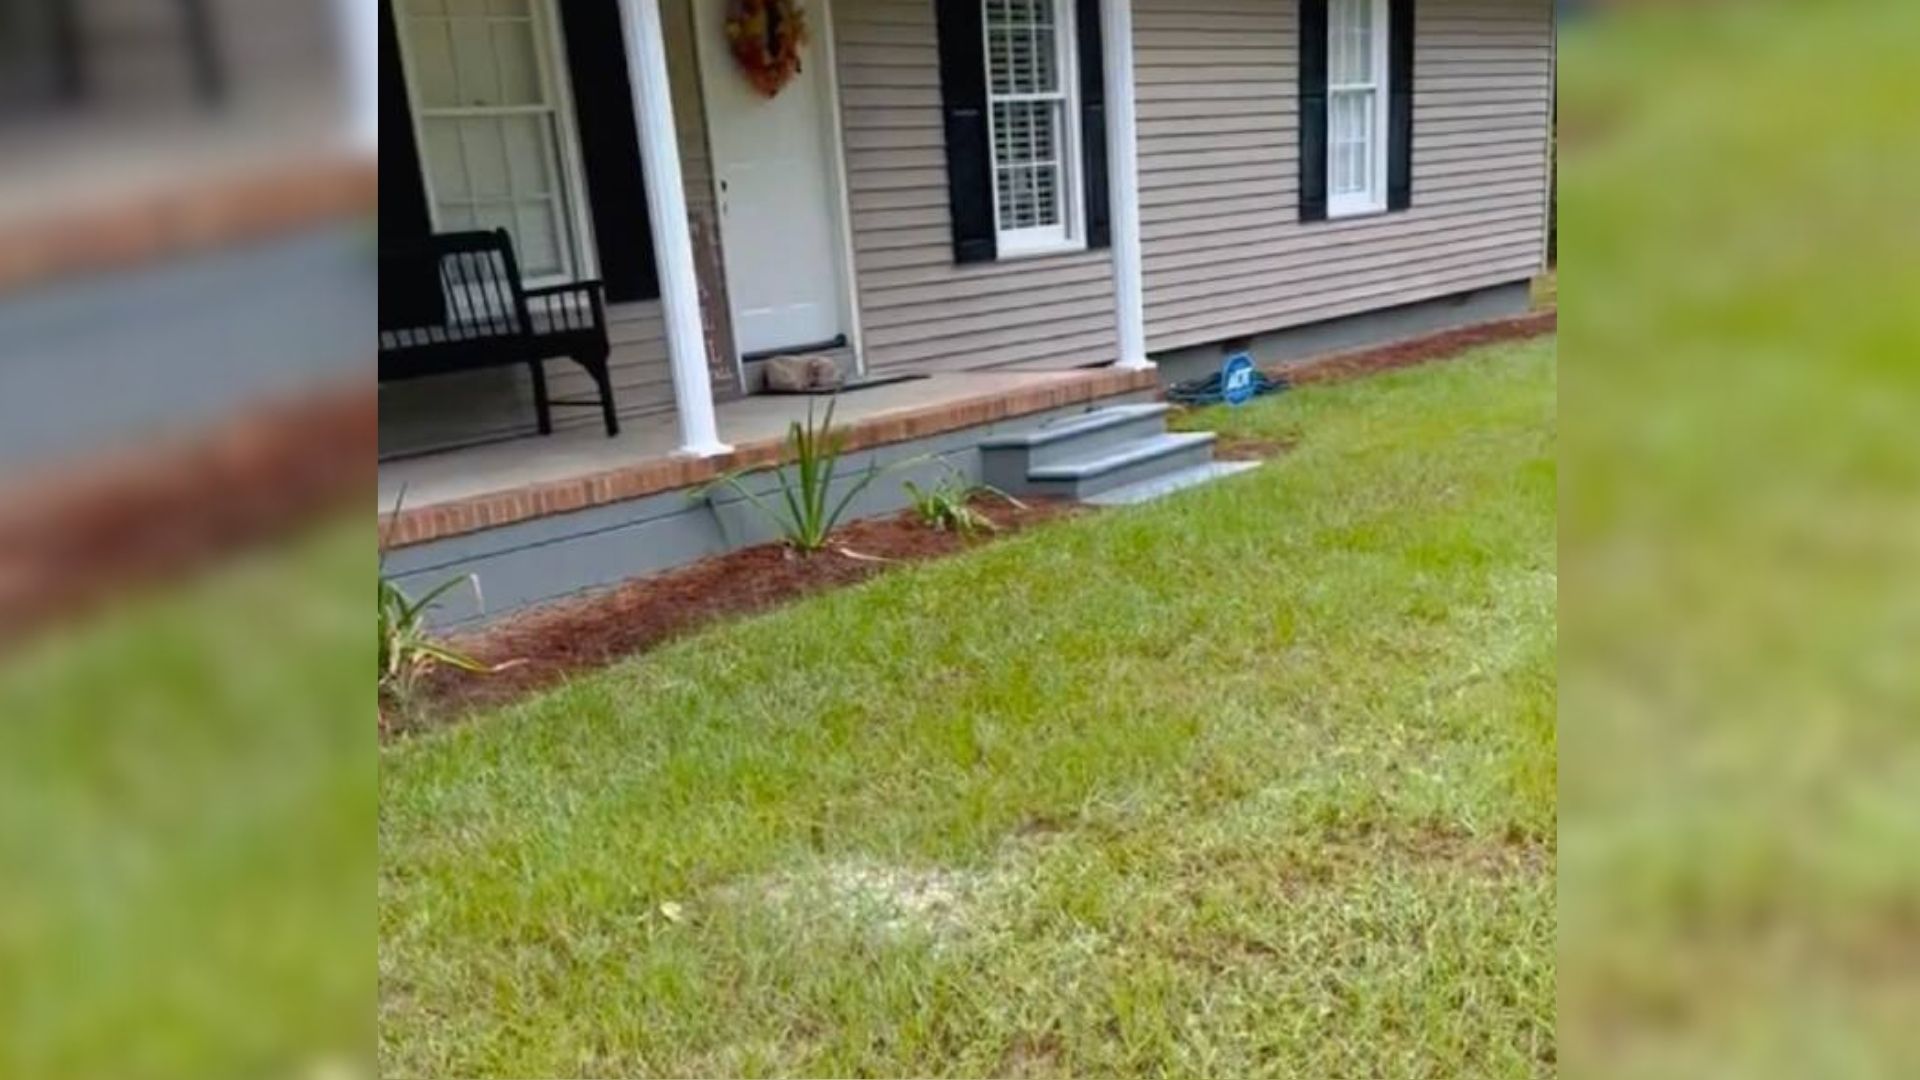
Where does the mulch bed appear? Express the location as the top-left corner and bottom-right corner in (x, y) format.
(383, 496), (1079, 736)
(0, 386), (374, 646)
(1284, 310), (1555, 386)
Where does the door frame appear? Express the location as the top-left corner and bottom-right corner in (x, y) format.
(690, 0), (866, 376)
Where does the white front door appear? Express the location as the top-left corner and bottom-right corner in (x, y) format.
(693, 0), (849, 356)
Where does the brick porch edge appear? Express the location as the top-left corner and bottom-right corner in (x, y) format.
(382, 367), (1163, 551)
(0, 155), (377, 294)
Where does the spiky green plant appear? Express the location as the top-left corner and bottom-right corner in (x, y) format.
(378, 574), (491, 704)
(379, 486), (492, 704)
(903, 461), (1025, 538)
(698, 399), (892, 555)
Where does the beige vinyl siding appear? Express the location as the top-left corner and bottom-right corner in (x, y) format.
(1135, 0), (1552, 353)
(381, 0), (710, 457)
(834, 0), (1119, 375)
(34, 0), (338, 106)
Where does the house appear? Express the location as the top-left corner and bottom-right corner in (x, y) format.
(377, 0), (1553, 621)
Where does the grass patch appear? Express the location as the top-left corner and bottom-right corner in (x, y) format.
(381, 338), (1557, 1077)
(0, 519), (373, 1078)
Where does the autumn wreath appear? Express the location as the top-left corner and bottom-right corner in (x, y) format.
(725, 0), (809, 97)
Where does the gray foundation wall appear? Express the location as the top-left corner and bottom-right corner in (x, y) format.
(1150, 280), (1533, 389)
(384, 393), (1150, 627)
(0, 226), (373, 471)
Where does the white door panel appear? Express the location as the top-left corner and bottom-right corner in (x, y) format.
(694, 0), (848, 356)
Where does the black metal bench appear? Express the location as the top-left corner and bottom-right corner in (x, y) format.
(379, 229), (619, 438)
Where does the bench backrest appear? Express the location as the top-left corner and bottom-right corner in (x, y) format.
(378, 229), (533, 348)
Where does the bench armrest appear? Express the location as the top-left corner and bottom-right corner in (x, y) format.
(523, 279), (607, 334)
(523, 279), (604, 301)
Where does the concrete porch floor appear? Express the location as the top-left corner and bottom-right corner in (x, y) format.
(378, 369), (1124, 516)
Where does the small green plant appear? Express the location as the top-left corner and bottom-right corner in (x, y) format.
(698, 398), (891, 555)
(379, 487), (493, 705)
(903, 462), (1025, 538)
(378, 574), (492, 704)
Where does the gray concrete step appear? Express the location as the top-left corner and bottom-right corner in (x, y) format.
(1081, 461), (1263, 506)
(1022, 431), (1219, 501)
(979, 402), (1172, 486)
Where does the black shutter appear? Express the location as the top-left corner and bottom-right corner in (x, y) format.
(1077, 0), (1110, 249)
(1387, 0), (1415, 211)
(378, 0), (444, 329)
(1297, 0), (1329, 222)
(935, 0), (997, 264)
(557, 0), (659, 301)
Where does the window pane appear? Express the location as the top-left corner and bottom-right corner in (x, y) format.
(992, 98), (1063, 230)
(1328, 89), (1376, 199)
(499, 115), (554, 194)
(1330, 0), (1375, 85)
(514, 203), (567, 278)
(459, 117), (512, 198)
(1331, 95), (1349, 196)
(421, 120), (469, 198)
(987, 0), (1059, 95)
(1358, 93), (1373, 190)
(492, 20), (542, 105)
(422, 112), (568, 258)
(1330, 0), (1348, 83)
(449, 17), (500, 106)
(1331, 93), (1349, 196)
(406, 18), (460, 106)
(473, 202), (516, 239)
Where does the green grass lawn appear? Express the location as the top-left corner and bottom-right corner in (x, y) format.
(0, 519), (372, 1078)
(380, 337), (1557, 1078)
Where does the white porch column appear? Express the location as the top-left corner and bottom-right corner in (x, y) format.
(1101, 0), (1151, 370)
(619, 0), (731, 456)
(335, 0), (378, 151)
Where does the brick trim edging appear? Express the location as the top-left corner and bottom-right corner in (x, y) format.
(0, 154), (377, 294)
(382, 367), (1161, 551)
(1281, 309), (1557, 386)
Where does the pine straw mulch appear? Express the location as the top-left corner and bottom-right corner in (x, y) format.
(1285, 310), (1555, 386)
(382, 496), (1080, 737)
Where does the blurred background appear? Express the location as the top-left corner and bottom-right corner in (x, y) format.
(1558, 0), (1920, 1077)
(0, 0), (376, 1077)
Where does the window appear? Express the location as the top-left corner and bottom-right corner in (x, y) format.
(394, 0), (590, 283)
(983, 0), (1083, 256)
(1327, 0), (1388, 217)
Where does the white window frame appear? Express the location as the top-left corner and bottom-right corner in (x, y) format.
(1326, 0), (1390, 219)
(391, 0), (599, 289)
(981, 0), (1086, 259)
